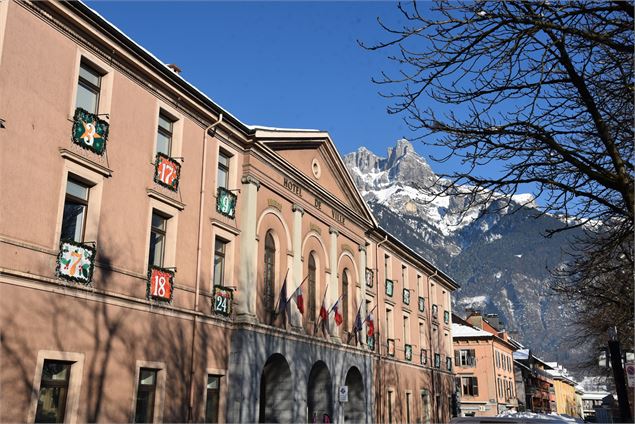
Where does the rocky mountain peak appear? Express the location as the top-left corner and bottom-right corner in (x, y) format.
(344, 139), (436, 190)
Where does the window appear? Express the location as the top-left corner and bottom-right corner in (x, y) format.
(421, 390), (431, 424)
(204, 375), (221, 423)
(264, 232), (276, 319)
(156, 112), (174, 156)
(75, 61), (101, 114)
(386, 307), (393, 339)
(34, 360), (71, 423)
(431, 304), (438, 319)
(443, 310), (450, 324)
(60, 178), (90, 242)
(217, 151), (230, 189)
(387, 390), (394, 424)
(434, 353), (441, 368)
(406, 392), (412, 424)
(460, 376), (479, 397)
(342, 270), (349, 330)
(403, 315), (410, 345)
(455, 349), (477, 367)
(213, 238), (228, 287)
(134, 369), (158, 423)
(401, 265), (407, 288)
(446, 357), (452, 371)
(308, 253), (316, 321)
(148, 212), (168, 268)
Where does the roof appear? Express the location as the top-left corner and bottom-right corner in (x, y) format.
(452, 322), (493, 338)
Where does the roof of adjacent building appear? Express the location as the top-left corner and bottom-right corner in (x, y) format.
(452, 322), (494, 338)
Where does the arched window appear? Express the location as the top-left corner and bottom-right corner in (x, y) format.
(308, 253), (316, 321)
(264, 232), (276, 320)
(342, 269), (349, 331)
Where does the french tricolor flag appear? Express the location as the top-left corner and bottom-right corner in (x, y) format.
(333, 298), (343, 326)
(293, 285), (304, 315)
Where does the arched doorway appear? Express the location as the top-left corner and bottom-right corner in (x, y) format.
(343, 366), (365, 423)
(307, 361), (333, 423)
(259, 354), (293, 423)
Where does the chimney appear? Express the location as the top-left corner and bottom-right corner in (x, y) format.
(166, 64), (182, 75)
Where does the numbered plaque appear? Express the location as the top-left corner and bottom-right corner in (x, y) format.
(420, 349), (428, 365)
(403, 288), (410, 305)
(387, 338), (395, 357)
(216, 187), (237, 219)
(213, 285), (233, 316)
(71, 107), (109, 155)
(56, 240), (96, 284)
(418, 296), (425, 313)
(365, 268), (374, 288)
(385, 279), (394, 297)
(405, 344), (413, 361)
(154, 153), (181, 191)
(147, 267), (174, 302)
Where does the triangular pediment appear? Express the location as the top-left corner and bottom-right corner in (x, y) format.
(255, 129), (375, 226)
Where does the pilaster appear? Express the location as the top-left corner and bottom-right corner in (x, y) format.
(236, 175), (260, 321)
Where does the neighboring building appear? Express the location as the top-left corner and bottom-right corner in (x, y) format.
(511, 346), (556, 414)
(452, 314), (517, 417)
(546, 363), (582, 418)
(581, 391), (614, 422)
(0, 1), (459, 423)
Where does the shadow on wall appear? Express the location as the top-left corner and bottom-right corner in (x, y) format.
(0, 247), (228, 422)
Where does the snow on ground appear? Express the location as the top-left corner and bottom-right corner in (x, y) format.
(457, 295), (488, 309)
(350, 166), (389, 188)
(485, 233), (502, 243)
(511, 193), (538, 208)
(497, 410), (583, 422)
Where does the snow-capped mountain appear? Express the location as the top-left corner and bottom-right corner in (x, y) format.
(344, 139), (585, 365)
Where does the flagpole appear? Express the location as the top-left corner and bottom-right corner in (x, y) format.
(289, 274), (308, 299)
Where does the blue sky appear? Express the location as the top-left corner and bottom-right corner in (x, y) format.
(86, 1), (437, 163)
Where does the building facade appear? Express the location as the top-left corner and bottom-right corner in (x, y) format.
(0, 1), (458, 423)
(452, 314), (518, 417)
(511, 348), (556, 414)
(546, 363), (582, 418)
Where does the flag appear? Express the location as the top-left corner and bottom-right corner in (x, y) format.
(353, 305), (363, 335)
(366, 312), (375, 338)
(333, 298), (343, 326)
(293, 285), (304, 314)
(315, 282), (329, 336)
(275, 272), (288, 316)
(319, 296), (328, 321)
(290, 275), (308, 315)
